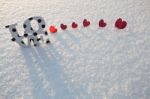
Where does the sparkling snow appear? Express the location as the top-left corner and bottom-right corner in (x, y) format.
(0, 0), (150, 99)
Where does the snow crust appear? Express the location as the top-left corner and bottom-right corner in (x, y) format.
(0, 0), (150, 99)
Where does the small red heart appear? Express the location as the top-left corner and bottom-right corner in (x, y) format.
(72, 22), (78, 28)
(99, 19), (106, 27)
(49, 25), (57, 33)
(83, 19), (90, 27)
(115, 18), (127, 29)
(60, 24), (67, 30)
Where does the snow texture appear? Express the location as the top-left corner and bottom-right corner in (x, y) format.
(0, 0), (150, 99)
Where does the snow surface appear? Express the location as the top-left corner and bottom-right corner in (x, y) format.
(0, 0), (150, 99)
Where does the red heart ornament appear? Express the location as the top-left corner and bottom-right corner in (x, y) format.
(72, 22), (78, 28)
(99, 19), (106, 27)
(49, 25), (57, 33)
(60, 24), (67, 30)
(115, 18), (127, 29)
(83, 19), (90, 27)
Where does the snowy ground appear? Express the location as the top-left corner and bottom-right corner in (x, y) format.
(0, 0), (150, 99)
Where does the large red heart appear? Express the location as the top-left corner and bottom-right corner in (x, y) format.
(99, 19), (106, 27)
(115, 18), (127, 29)
(72, 22), (78, 28)
(60, 24), (67, 30)
(49, 25), (57, 33)
(83, 19), (90, 27)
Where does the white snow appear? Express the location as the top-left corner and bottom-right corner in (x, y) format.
(0, 0), (150, 99)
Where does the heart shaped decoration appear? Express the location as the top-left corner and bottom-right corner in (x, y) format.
(115, 18), (127, 29)
(72, 22), (78, 28)
(83, 19), (90, 27)
(6, 16), (129, 48)
(49, 25), (57, 33)
(60, 24), (67, 30)
(99, 19), (106, 27)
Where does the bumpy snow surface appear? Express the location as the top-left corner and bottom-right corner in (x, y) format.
(0, 0), (150, 99)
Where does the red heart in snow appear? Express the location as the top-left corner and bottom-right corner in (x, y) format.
(115, 18), (127, 29)
(99, 19), (106, 27)
(49, 25), (57, 33)
(72, 22), (78, 28)
(60, 24), (67, 30)
(83, 19), (90, 27)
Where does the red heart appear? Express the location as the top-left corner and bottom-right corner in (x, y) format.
(83, 19), (90, 27)
(60, 24), (67, 30)
(99, 19), (106, 27)
(49, 25), (57, 33)
(72, 22), (78, 28)
(115, 18), (127, 29)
